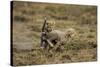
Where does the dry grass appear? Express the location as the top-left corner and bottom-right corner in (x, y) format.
(12, 1), (97, 66)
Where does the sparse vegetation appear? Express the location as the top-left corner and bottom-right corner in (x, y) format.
(12, 1), (97, 66)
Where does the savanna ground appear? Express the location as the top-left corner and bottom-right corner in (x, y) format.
(12, 1), (97, 66)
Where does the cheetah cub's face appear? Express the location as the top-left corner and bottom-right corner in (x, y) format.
(46, 21), (55, 32)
